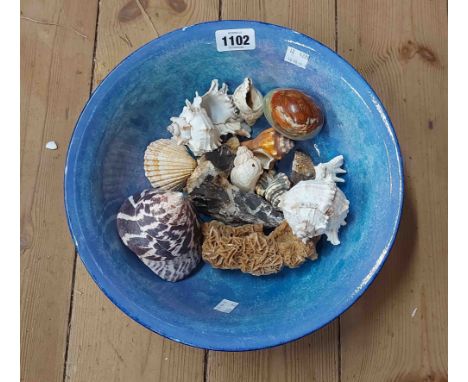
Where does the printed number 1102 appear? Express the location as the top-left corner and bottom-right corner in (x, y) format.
(221, 35), (250, 47)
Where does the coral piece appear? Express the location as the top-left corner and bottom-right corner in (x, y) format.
(290, 150), (315, 185)
(255, 170), (291, 209)
(186, 159), (284, 228)
(232, 77), (264, 126)
(264, 88), (324, 140)
(116, 189), (201, 282)
(144, 139), (196, 190)
(230, 146), (263, 192)
(201, 220), (318, 276)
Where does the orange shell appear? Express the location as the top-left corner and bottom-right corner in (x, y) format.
(241, 128), (294, 160)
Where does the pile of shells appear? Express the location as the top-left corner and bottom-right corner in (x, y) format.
(116, 78), (350, 281)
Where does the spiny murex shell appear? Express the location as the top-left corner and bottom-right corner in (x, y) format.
(168, 95), (221, 156)
(232, 77), (264, 126)
(278, 155), (349, 245)
(199, 79), (251, 138)
(117, 189), (201, 282)
(144, 139), (197, 190)
(255, 170), (291, 209)
(230, 146), (263, 192)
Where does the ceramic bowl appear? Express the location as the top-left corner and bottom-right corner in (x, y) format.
(65, 20), (403, 351)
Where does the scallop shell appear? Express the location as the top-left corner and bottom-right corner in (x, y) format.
(264, 88), (324, 140)
(291, 150), (316, 185)
(116, 189), (201, 282)
(230, 146), (263, 192)
(144, 139), (197, 190)
(255, 170), (291, 209)
(199, 79), (251, 138)
(241, 127), (294, 163)
(168, 95), (221, 156)
(232, 77), (264, 126)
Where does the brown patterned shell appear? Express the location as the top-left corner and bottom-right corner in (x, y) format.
(240, 127), (294, 160)
(264, 89), (324, 140)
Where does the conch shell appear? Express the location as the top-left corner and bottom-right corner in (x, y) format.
(168, 95), (221, 156)
(144, 139), (196, 190)
(116, 189), (201, 282)
(255, 170), (291, 209)
(199, 79), (251, 138)
(230, 146), (263, 192)
(232, 77), (264, 126)
(201, 220), (318, 276)
(241, 127), (294, 169)
(278, 156), (349, 245)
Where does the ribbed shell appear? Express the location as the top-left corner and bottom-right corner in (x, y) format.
(144, 139), (197, 190)
(256, 170), (291, 209)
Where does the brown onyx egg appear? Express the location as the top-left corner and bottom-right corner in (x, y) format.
(264, 89), (324, 140)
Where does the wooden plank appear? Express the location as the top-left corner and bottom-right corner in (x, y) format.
(207, 1), (339, 381)
(337, 1), (448, 380)
(20, 0), (99, 380)
(64, 1), (218, 381)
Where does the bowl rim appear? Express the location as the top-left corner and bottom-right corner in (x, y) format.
(64, 19), (404, 351)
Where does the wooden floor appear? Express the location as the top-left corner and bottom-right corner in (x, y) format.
(20, 1), (447, 381)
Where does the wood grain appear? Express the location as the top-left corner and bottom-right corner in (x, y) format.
(64, 1), (218, 381)
(20, 0), (99, 380)
(21, 0), (97, 382)
(337, 1), (448, 380)
(207, 1), (339, 381)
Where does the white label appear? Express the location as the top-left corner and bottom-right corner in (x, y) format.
(214, 299), (239, 313)
(284, 46), (309, 69)
(215, 29), (256, 52)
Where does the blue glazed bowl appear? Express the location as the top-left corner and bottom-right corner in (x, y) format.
(65, 20), (403, 351)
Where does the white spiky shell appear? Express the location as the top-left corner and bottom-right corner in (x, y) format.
(325, 187), (350, 245)
(230, 146), (263, 192)
(232, 77), (264, 126)
(167, 95), (221, 156)
(144, 139), (197, 190)
(279, 179), (336, 242)
(199, 79), (251, 138)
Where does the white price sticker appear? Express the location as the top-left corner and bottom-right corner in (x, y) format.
(215, 29), (256, 52)
(284, 46), (309, 69)
(214, 299), (239, 313)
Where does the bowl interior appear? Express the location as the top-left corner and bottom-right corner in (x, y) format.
(65, 21), (402, 350)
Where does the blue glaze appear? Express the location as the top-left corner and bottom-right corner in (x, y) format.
(65, 21), (403, 351)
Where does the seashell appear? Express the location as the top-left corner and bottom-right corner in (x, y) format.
(255, 170), (291, 209)
(144, 139), (197, 190)
(199, 79), (252, 138)
(186, 159), (284, 228)
(230, 146), (263, 192)
(116, 189), (201, 282)
(241, 127), (294, 164)
(314, 155), (346, 183)
(201, 220), (318, 276)
(279, 179), (336, 242)
(278, 155), (349, 245)
(253, 149), (276, 170)
(168, 95), (221, 156)
(232, 77), (264, 126)
(291, 150), (316, 185)
(325, 187), (350, 245)
(264, 88), (324, 140)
